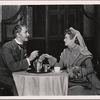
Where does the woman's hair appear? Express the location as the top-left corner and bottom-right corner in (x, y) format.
(12, 24), (26, 37)
(64, 29), (79, 45)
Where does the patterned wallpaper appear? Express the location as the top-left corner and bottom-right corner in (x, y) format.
(26, 6), (33, 37)
(84, 15), (94, 37)
(83, 5), (94, 38)
(0, 6), (2, 41)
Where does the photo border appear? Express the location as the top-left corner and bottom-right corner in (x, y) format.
(0, 0), (100, 99)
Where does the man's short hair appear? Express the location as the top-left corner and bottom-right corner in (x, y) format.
(12, 24), (26, 37)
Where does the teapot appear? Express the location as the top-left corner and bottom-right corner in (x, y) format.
(33, 59), (42, 72)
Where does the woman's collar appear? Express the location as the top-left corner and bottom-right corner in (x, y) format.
(68, 43), (77, 51)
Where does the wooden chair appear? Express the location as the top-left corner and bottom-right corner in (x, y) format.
(0, 49), (13, 96)
(0, 81), (13, 96)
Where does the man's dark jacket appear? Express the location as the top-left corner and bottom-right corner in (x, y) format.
(0, 39), (29, 76)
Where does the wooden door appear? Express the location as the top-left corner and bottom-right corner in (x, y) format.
(27, 5), (83, 59)
(27, 5), (47, 56)
(47, 5), (83, 59)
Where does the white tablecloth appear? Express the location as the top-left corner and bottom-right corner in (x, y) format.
(13, 71), (68, 96)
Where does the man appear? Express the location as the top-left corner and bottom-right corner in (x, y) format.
(0, 24), (39, 96)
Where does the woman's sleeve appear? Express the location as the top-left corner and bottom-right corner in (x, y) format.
(81, 58), (94, 77)
(48, 55), (64, 68)
(48, 56), (57, 66)
(55, 51), (65, 69)
(48, 49), (65, 68)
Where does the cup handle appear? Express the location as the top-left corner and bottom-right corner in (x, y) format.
(47, 65), (51, 69)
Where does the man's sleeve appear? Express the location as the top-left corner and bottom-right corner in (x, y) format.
(1, 46), (29, 72)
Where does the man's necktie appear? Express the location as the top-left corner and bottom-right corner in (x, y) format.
(18, 44), (25, 49)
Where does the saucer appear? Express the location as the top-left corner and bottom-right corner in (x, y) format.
(52, 70), (63, 73)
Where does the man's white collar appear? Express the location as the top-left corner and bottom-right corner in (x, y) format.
(15, 38), (23, 45)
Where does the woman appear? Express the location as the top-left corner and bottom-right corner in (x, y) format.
(39, 27), (100, 95)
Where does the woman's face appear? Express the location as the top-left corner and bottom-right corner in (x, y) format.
(64, 34), (72, 46)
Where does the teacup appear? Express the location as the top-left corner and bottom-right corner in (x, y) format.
(54, 67), (60, 72)
(43, 64), (50, 72)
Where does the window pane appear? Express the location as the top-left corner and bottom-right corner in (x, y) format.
(33, 6), (46, 37)
(49, 15), (58, 36)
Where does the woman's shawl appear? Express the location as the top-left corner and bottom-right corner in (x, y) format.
(72, 53), (92, 67)
(59, 45), (92, 69)
(58, 45), (94, 88)
(69, 27), (92, 56)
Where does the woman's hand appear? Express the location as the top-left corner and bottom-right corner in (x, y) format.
(69, 72), (75, 79)
(72, 65), (82, 78)
(67, 68), (75, 79)
(73, 65), (81, 74)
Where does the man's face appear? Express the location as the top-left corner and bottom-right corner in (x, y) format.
(64, 34), (72, 46)
(17, 26), (30, 42)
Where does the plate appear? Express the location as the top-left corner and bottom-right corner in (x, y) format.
(52, 70), (63, 73)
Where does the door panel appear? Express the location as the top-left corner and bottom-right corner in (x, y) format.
(32, 5), (46, 37)
(27, 5), (46, 56)
(27, 39), (46, 56)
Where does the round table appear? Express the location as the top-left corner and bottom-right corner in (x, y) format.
(13, 71), (68, 96)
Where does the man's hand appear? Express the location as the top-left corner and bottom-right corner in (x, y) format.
(28, 50), (39, 62)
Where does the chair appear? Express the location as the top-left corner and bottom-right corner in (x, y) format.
(0, 49), (13, 96)
(0, 81), (13, 96)
(68, 85), (93, 95)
